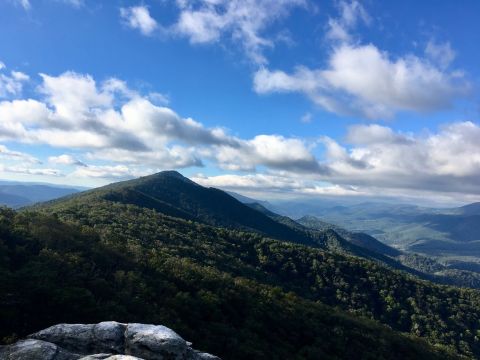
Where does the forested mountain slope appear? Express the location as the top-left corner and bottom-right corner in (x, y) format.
(39, 171), (312, 246)
(0, 207), (458, 360)
(13, 172), (480, 358)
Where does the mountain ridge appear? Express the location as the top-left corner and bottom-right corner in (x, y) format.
(5, 172), (480, 358)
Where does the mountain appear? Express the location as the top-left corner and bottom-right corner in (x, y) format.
(267, 200), (480, 262)
(36, 172), (480, 289)
(0, 206), (461, 359)
(39, 171), (314, 246)
(0, 192), (31, 208)
(297, 214), (480, 288)
(7, 171), (477, 358)
(297, 215), (401, 258)
(249, 203), (411, 268)
(226, 191), (271, 208)
(454, 202), (480, 216)
(0, 183), (80, 208)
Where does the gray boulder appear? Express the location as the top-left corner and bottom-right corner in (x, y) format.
(1, 322), (220, 360)
(29, 321), (126, 354)
(124, 323), (190, 360)
(0, 339), (80, 360)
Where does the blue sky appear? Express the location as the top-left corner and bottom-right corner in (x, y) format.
(0, 0), (479, 204)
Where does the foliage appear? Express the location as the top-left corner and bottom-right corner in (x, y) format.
(0, 207), (456, 359)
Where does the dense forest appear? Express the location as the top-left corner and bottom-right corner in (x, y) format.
(2, 172), (480, 359)
(0, 207), (457, 359)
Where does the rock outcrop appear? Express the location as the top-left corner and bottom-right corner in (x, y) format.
(0, 322), (220, 360)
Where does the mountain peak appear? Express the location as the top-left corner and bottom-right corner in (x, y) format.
(37, 172), (312, 246)
(141, 170), (197, 183)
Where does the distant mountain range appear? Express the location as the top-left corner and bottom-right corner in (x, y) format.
(261, 199), (480, 262)
(0, 181), (82, 208)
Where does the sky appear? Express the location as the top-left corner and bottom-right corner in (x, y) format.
(0, 0), (479, 205)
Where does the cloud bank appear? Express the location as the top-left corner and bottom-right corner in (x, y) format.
(0, 67), (479, 203)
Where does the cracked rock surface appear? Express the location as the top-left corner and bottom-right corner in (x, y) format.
(0, 322), (220, 360)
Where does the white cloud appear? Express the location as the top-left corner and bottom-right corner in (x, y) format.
(122, 0), (305, 64)
(193, 172), (308, 192)
(12, 0), (31, 10)
(0, 99), (50, 139)
(192, 172), (364, 199)
(3, 69), (480, 201)
(177, 0), (305, 64)
(425, 40), (456, 69)
(212, 134), (323, 172)
(0, 145), (40, 164)
(251, 1), (468, 119)
(120, 6), (158, 36)
(194, 120), (480, 203)
(0, 63), (29, 98)
(254, 43), (469, 118)
(0, 71), (322, 180)
(345, 124), (411, 145)
(0, 165), (62, 177)
(71, 164), (145, 179)
(39, 72), (112, 120)
(148, 92), (170, 105)
(321, 122), (480, 194)
(48, 154), (85, 166)
(326, 0), (370, 42)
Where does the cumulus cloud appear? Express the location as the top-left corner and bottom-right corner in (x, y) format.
(3, 69), (480, 200)
(120, 6), (158, 36)
(71, 164), (143, 179)
(254, 43), (469, 118)
(207, 121), (480, 200)
(0, 70), (324, 180)
(48, 154), (86, 166)
(0, 63), (29, 98)
(192, 120), (480, 203)
(321, 122), (480, 195)
(211, 134), (325, 173)
(121, 0), (305, 64)
(193, 172), (361, 197)
(252, 1), (469, 119)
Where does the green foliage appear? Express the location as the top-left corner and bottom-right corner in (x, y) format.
(0, 205), (459, 360)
